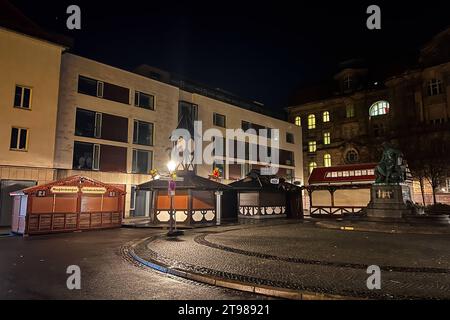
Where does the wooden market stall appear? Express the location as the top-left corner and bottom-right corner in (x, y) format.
(229, 169), (302, 219)
(137, 171), (232, 226)
(10, 175), (125, 235)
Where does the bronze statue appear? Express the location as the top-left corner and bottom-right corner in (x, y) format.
(374, 142), (406, 184)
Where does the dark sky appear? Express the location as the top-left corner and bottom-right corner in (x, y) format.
(11, 0), (450, 112)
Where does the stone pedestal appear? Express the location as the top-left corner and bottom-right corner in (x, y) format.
(366, 184), (413, 220)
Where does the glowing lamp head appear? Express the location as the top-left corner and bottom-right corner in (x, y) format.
(167, 160), (177, 173)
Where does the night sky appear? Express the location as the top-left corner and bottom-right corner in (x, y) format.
(11, 0), (450, 112)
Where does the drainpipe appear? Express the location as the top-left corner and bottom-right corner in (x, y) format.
(215, 191), (223, 225)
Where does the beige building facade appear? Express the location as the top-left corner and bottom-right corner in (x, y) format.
(0, 27), (66, 226)
(55, 53), (303, 219)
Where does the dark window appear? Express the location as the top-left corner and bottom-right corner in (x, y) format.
(132, 149), (152, 174)
(135, 91), (154, 110)
(130, 186), (136, 211)
(10, 127), (28, 150)
(241, 121), (251, 131)
(14, 86), (32, 109)
(78, 76), (99, 96)
(103, 82), (129, 104)
(286, 132), (294, 144)
(178, 101), (198, 131)
(101, 113), (128, 143)
(73, 141), (100, 170)
(133, 120), (153, 146)
(99, 145), (127, 172)
(280, 149), (294, 166)
(213, 113), (226, 127)
(75, 109), (97, 138)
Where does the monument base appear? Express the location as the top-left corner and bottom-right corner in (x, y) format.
(366, 184), (413, 220)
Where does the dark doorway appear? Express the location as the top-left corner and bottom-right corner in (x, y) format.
(0, 180), (36, 227)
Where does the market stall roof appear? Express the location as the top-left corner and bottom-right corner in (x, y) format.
(10, 175), (126, 196)
(229, 169), (300, 192)
(308, 163), (377, 186)
(138, 172), (232, 191)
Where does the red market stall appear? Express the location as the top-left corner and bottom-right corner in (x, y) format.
(10, 175), (125, 235)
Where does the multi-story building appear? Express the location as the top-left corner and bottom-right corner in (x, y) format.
(287, 27), (450, 205)
(55, 53), (303, 219)
(0, 1), (70, 227)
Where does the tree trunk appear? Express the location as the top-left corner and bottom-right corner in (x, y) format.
(419, 177), (426, 205)
(432, 185), (437, 205)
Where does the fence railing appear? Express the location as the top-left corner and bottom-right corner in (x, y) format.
(310, 206), (365, 217)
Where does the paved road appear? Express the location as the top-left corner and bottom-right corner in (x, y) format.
(133, 221), (450, 299)
(0, 228), (264, 300)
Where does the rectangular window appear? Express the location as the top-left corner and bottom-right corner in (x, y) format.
(14, 86), (32, 109)
(10, 127), (28, 151)
(130, 186), (137, 211)
(308, 141), (317, 153)
(213, 113), (226, 127)
(133, 120), (154, 146)
(241, 121), (251, 131)
(286, 132), (294, 144)
(427, 79), (443, 96)
(132, 149), (153, 174)
(73, 141), (100, 170)
(324, 132), (331, 145)
(346, 105), (355, 118)
(75, 108), (100, 138)
(135, 91), (155, 110)
(78, 76), (129, 104)
(78, 76), (100, 97)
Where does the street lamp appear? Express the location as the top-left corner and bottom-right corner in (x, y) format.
(166, 160), (181, 237)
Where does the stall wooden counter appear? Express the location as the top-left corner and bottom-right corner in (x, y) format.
(10, 175), (125, 235)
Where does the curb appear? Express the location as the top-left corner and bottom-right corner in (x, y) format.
(315, 221), (450, 235)
(127, 237), (357, 301)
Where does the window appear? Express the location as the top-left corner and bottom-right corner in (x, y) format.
(308, 162), (317, 174)
(308, 141), (317, 153)
(286, 132), (294, 144)
(427, 79), (443, 96)
(322, 111), (330, 122)
(446, 178), (450, 193)
(241, 121), (252, 131)
(75, 109), (102, 138)
(343, 75), (352, 90)
(135, 91), (155, 110)
(324, 154), (332, 167)
(10, 127), (28, 151)
(132, 149), (153, 174)
(133, 120), (154, 146)
(73, 142), (100, 170)
(213, 113), (226, 127)
(78, 76), (102, 97)
(308, 114), (316, 129)
(323, 132), (331, 145)
(345, 149), (359, 164)
(346, 105), (355, 118)
(294, 116), (301, 127)
(14, 86), (32, 109)
(369, 101), (389, 117)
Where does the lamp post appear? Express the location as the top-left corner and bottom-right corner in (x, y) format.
(166, 161), (180, 237)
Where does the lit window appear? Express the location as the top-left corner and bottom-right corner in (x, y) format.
(14, 86), (32, 109)
(308, 114), (316, 129)
(427, 79), (443, 96)
(294, 116), (301, 127)
(331, 172), (337, 178)
(308, 141), (317, 153)
(323, 132), (331, 145)
(346, 105), (355, 118)
(355, 170), (361, 176)
(369, 101), (390, 117)
(324, 154), (331, 167)
(344, 75), (352, 90)
(308, 162), (317, 174)
(323, 111), (330, 122)
(10, 127), (28, 151)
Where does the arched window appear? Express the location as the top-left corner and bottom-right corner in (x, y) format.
(308, 114), (316, 129)
(369, 101), (389, 117)
(308, 162), (317, 174)
(324, 154), (332, 167)
(294, 116), (301, 127)
(322, 111), (330, 122)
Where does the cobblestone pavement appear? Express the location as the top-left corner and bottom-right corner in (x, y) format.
(0, 228), (264, 299)
(134, 221), (450, 299)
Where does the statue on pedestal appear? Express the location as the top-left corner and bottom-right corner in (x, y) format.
(374, 142), (407, 184)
